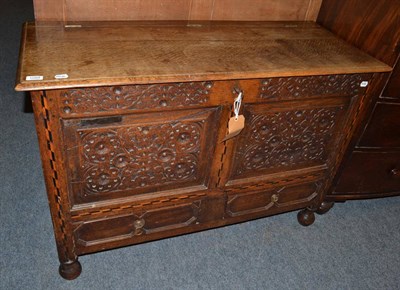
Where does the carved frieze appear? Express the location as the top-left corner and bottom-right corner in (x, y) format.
(61, 82), (212, 115)
(260, 74), (363, 100)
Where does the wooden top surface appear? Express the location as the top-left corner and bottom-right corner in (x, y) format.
(15, 21), (391, 91)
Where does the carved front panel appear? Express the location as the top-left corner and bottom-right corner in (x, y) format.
(62, 108), (220, 204)
(229, 100), (348, 181)
(59, 81), (213, 116)
(259, 74), (368, 101)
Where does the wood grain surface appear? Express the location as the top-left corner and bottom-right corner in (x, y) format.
(33, 0), (64, 21)
(318, 0), (400, 66)
(33, 0), (322, 22)
(15, 21), (390, 91)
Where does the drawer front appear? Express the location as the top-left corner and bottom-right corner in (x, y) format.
(227, 97), (350, 182)
(358, 103), (400, 148)
(334, 152), (400, 194)
(57, 81), (215, 117)
(72, 193), (221, 254)
(62, 107), (221, 205)
(225, 180), (321, 219)
(257, 74), (370, 102)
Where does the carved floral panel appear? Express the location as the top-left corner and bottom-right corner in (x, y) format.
(74, 119), (207, 196)
(259, 74), (365, 101)
(60, 81), (213, 115)
(231, 105), (344, 179)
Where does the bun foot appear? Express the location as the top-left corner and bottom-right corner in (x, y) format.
(59, 260), (82, 280)
(297, 209), (315, 226)
(316, 201), (334, 215)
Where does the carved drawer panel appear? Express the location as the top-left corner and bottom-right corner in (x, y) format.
(334, 151), (400, 195)
(73, 197), (205, 254)
(228, 98), (349, 182)
(258, 74), (370, 102)
(62, 107), (220, 205)
(58, 81), (214, 117)
(225, 180), (321, 218)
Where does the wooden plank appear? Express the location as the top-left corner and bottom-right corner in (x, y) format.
(189, 0), (214, 20)
(65, 0), (192, 21)
(33, 0), (64, 21)
(318, 0), (400, 66)
(305, 0), (323, 21)
(15, 21), (391, 91)
(211, 0), (309, 21)
(33, 0), (323, 21)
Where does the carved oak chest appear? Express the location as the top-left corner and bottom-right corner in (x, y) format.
(15, 21), (391, 279)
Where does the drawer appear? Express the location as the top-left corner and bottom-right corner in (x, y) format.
(57, 81), (215, 117)
(334, 152), (400, 194)
(225, 180), (320, 219)
(73, 192), (225, 254)
(256, 74), (370, 102)
(358, 103), (400, 148)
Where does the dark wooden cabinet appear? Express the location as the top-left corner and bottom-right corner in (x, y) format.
(329, 69), (400, 199)
(358, 103), (400, 148)
(334, 151), (400, 195)
(318, 0), (400, 201)
(383, 62), (400, 100)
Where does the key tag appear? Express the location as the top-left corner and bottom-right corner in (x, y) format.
(222, 91), (245, 141)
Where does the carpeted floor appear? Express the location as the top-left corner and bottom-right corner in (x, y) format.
(1, 1), (399, 289)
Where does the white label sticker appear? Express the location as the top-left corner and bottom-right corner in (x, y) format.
(55, 74), (69, 79)
(26, 75), (43, 81)
(360, 81), (369, 87)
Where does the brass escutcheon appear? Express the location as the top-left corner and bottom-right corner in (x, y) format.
(271, 194), (279, 203)
(133, 218), (145, 236)
(134, 218), (145, 229)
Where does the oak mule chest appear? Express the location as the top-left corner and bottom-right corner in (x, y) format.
(15, 21), (390, 279)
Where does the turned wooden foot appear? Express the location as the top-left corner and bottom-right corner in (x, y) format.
(59, 260), (82, 280)
(297, 209), (315, 226)
(316, 201), (334, 215)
